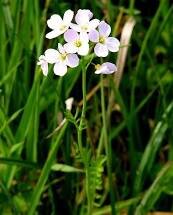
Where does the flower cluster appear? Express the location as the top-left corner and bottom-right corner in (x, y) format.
(37, 9), (120, 76)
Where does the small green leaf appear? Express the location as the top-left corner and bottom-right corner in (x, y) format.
(51, 163), (83, 173)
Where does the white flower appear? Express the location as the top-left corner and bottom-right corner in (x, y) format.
(65, 97), (74, 111)
(95, 62), (117, 74)
(44, 43), (79, 76)
(70, 9), (100, 33)
(46, 10), (74, 39)
(37, 55), (48, 76)
(64, 29), (89, 56)
(89, 21), (120, 57)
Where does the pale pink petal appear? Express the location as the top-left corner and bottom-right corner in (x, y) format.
(81, 9), (93, 19)
(103, 62), (117, 73)
(80, 32), (89, 43)
(98, 21), (111, 37)
(64, 43), (78, 53)
(46, 30), (62, 39)
(47, 14), (62, 29)
(78, 43), (89, 56)
(66, 54), (79, 68)
(64, 29), (79, 42)
(88, 19), (100, 30)
(95, 65), (108, 74)
(75, 9), (91, 25)
(37, 55), (45, 65)
(70, 23), (81, 32)
(58, 43), (65, 54)
(88, 30), (99, 42)
(41, 62), (48, 76)
(54, 62), (67, 76)
(45, 49), (59, 63)
(106, 37), (120, 52)
(63, 10), (74, 24)
(94, 43), (108, 57)
(37, 55), (48, 76)
(95, 62), (116, 74)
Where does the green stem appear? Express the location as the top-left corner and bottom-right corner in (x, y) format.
(100, 74), (116, 215)
(78, 64), (87, 153)
(129, 0), (135, 16)
(28, 123), (68, 215)
(77, 64), (92, 215)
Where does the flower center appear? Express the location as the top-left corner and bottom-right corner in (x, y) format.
(81, 25), (88, 31)
(99, 36), (105, 44)
(95, 64), (101, 70)
(59, 53), (67, 61)
(59, 24), (67, 31)
(75, 40), (82, 47)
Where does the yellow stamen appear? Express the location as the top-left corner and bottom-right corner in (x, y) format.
(59, 24), (67, 31)
(75, 40), (82, 47)
(81, 25), (88, 31)
(95, 64), (101, 70)
(59, 53), (67, 61)
(99, 36), (105, 44)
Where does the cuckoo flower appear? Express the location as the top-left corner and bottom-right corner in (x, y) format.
(95, 62), (117, 74)
(46, 10), (74, 39)
(37, 55), (48, 76)
(44, 43), (79, 76)
(89, 21), (120, 57)
(70, 9), (99, 34)
(64, 29), (89, 56)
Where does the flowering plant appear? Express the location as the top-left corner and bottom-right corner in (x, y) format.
(35, 9), (120, 214)
(37, 9), (120, 76)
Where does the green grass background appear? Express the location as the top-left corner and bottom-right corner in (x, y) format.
(0, 0), (173, 214)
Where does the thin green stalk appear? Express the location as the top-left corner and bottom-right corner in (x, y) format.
(77, 64), (92, 215)
(77, 55), (94, 155)
(78, 64), (87, 154)
(100, 74), (116, 215)
(96, 128), (104, 156)
(28, 123), (68, 215)
(129, 0), (135, 16)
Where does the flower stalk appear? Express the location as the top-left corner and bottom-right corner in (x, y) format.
(100, 73), (116, 215)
